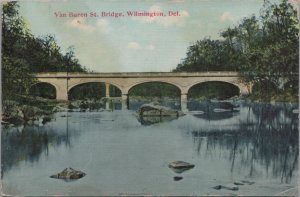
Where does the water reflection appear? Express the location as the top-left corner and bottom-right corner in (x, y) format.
(1, 116), (80, 177)
(129, 99), (181, 111)
(1, 126), (48, 173)
(189, 102), (298, 184)
(192, 111), (238, 120)
(137, 116), (179, 126)
(1, 101), (298, 195)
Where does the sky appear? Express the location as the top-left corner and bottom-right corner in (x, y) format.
(16, 0), (295, 72)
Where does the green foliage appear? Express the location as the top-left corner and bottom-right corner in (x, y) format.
(188, 82), (240, 100)
(2, 2), (34, 99)
(69, 83), (121, 100)
(129, 82), (180, 98)
(174, 0), (298, 100)
(238, 0), (299, 87)
(2, 2), (87, 101)
(69, 83), (104, 100)
(29, 83), (56, 99)
(175, 39), (238, 72)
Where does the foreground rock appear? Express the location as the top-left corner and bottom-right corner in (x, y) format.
(137, 103), (184, 117)
(168, 161), (195, 173)
(50, 168), (86, 180)
(240, 180), (255, 185)
(213, 184), (239, 191)
(173, 176), (183, 181)
(233, 181), (244, 185)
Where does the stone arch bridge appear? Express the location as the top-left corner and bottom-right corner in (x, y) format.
(35, 72), (251, 110)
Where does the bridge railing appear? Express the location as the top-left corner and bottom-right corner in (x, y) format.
(35, 72), (241, 78)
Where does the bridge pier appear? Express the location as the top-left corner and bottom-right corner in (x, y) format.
(56, 89), (68, 101)
(105, 101), (110, 110)
(121, 94), (129, 110)
(105, 83), (110, 98)
(180, 93), (188, 112)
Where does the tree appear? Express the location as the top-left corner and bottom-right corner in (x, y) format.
(174, 38), (237, 72)
(240, 0), (298, 89)
(174, 0), (298, 99)
(2, 2), (34, 99)
(2, 2), (87, 100)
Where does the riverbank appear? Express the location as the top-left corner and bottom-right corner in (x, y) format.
(1, 95), (59, 126)
(1, 96), (122, 126)
(2, 94), (298, 126)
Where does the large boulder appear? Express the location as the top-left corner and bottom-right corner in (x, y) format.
(168, 161), (195, 173)
(50, 168), (86, 180)
(137, 103), (184, 117)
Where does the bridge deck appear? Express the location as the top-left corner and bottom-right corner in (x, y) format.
(36, 72), (240, 78)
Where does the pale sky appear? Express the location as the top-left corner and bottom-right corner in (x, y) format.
(17, 0), (288, 72)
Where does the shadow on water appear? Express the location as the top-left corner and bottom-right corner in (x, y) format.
(192, 111), (237, 121)
(188, 100), (240, 120)
(1, 120), (80, 178)
(190, 102), (298, 183)
(129, 99), (181, 111)
(137, 116), (179, 126)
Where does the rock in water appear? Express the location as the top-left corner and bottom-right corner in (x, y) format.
(50, 168), (86, 180)
(241, 180), (255, 185)
(213, 185), (222, 190)
(137, 103), (184, 117)
(233, 181), (244, 185)
(173, 176), (183, 181)
(168, 161), (195, 173)
(213, 184), (239, 191)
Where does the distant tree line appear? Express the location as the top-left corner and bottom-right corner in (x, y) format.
(2, 2), (87, 100)
(174, 0), (298, 100)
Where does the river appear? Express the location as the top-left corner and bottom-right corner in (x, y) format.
(1, 100), (298, 196)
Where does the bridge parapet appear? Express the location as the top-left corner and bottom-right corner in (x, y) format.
(35, 72), (240, 78)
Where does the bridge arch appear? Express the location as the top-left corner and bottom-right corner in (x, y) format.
(31, 78), (69, 100)
(29, 82), (57, 99)
(68, 82), (122, 100)
(127, 81), (183, 110)
(68, 80), (123, 93)
(126, 80), (182, 94)
(187, 81), (240, 100)
(185, 80), (249, 96)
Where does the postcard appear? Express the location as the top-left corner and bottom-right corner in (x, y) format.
(1, 0), (299, 196)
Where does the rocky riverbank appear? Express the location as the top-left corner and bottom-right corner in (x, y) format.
(2, 99), (55, 126)
(1, 97), (122, 126)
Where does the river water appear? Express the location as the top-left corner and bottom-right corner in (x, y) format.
(1, 101), (299, 196)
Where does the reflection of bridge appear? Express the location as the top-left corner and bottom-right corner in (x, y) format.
(36, 72), (251, 110)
